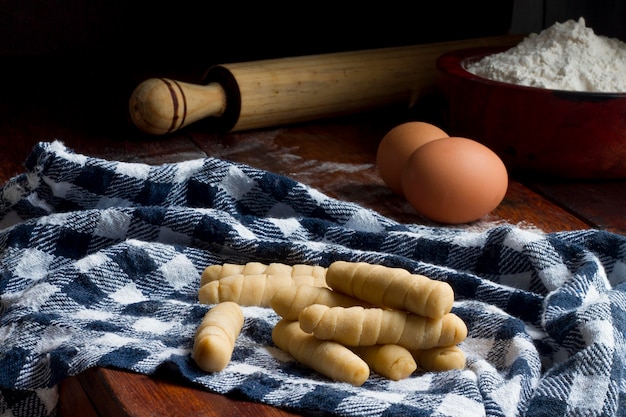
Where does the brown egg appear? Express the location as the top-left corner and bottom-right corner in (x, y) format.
(376, 122), (448, 196)
(401, 137), (508, 224)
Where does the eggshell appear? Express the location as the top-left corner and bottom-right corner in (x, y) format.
(376, 122), (448, 196)
(401, 137), (508, 224)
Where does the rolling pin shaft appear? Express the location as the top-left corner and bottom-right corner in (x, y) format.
(129, 34), (522, 135)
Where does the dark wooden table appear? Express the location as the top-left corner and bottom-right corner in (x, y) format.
(1, 56), (624, 417)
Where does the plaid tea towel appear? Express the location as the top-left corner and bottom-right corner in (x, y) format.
(0, 141), (624, 417)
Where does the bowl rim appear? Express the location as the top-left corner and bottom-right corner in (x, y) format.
(436, 46), (626, 98)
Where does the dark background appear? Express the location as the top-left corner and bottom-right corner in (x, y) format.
(1, 1), (623, 62)
(0, 0), (623, 135)
(1, 2), (517, 64)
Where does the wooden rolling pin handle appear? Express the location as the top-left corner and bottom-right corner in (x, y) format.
(129, 77), (228, 135)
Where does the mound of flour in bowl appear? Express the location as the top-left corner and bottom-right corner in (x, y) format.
(466, 17), (626, 92)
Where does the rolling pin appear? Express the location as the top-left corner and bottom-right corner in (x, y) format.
(129, 35), (523, 135)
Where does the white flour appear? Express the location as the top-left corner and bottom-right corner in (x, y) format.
(466, 17), (626, 92)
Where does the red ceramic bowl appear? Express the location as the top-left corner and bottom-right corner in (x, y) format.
(436, 46), (626, 179)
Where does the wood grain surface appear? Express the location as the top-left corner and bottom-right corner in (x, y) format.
(1, 57), (623, 417)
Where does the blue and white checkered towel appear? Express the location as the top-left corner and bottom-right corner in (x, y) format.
(0, 141), (625, 417)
